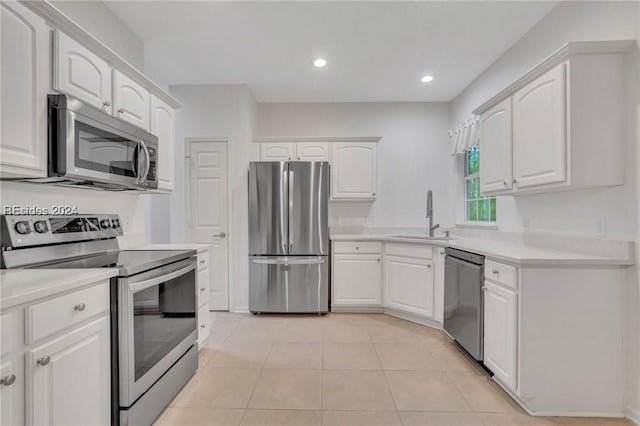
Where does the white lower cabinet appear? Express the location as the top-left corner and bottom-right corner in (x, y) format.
(483, 280), (517, 391)
(384, 255), (434, 318)
(332, 246), (382, 310)
(27, 317), (110, 426)
(196, 250), (211, 348)
(2, 280), (111, 426)
(1, 352), (24, 426)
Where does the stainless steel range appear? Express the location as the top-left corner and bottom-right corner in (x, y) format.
(1, 214), (198, 426)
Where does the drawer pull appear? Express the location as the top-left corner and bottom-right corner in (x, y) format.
(427, 264), (432, 268)
(37, 356), (50, 366)
(0, 374), (16, 386)
(199, 260), (205, 264)
(200, 287), (206, 291)
(200, 324), (206, 329)
(492, 269), (499, 275)
(355, 246), (360, 250)
(117, 108), (125, 114)
(103, 100), (111, 107)
(74, 303), (86, 311)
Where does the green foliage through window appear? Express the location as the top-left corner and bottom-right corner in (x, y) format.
(465, 146), (496, 222)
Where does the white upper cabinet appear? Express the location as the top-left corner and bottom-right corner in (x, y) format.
(331, 142), (377, 200)
(113, 70), (150, 130)
(261, 143), (296, 161)
(54, 30), (112, 112)
(297, 142), (329, 161)
(151, 96), (175, 191)
(479, 98), (512, 194)
(512, 63), (566, 189)
(0, 1), (49, 178)
(474, 41), (629, 196)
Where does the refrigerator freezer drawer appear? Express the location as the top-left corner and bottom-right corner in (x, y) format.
(249, 256), (328, 313)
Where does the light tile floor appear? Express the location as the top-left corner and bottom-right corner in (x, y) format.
(154, 312), (632, 426)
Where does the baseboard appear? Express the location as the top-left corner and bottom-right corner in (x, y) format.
(625, 405), (640, 425)
(233, 306), (250, 313)
(383, 307), (443, 329)
(492, 377), (626, 419)
(331, 305), (384, 313)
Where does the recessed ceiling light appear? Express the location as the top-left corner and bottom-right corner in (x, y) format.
(313, 58), (327, 68)
(421, 75), (434, 83)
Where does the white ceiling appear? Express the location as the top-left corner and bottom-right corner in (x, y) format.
(104, 1), (557, 103)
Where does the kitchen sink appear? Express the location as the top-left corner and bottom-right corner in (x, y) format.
(390, 235), (451, 241)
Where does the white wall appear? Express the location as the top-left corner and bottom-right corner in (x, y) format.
(0, 182), (148, 247)
(255, 103), (453, 230)
(149, 85), (255, 311)
(50, 0), (145, 70)
(451, 1), (639, 239)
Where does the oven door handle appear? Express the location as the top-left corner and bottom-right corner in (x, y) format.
(127, 261), (196, 293)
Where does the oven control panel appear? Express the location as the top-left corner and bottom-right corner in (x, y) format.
(1, 214), (123, 249)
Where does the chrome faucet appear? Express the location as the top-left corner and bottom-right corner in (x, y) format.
(426, 190), (440, 237)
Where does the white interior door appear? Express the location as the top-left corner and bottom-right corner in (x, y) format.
(187, 141), (229, 310)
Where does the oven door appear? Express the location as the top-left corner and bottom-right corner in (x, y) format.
(50, 94), (158, 190)
(118, 258), (197, 407)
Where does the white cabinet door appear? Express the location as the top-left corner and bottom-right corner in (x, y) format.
(261, 143), (296, 161)
(331, 142), (377, 200)
(384, 255), (434, 318)
(113, 70), (150, 130)
(296, 142), (329, 161)
(332, 254), (382, 306)
(1, 353), (24, 426)
(483, 280), (517, 391)
(151, 96), (175, 191)
(27, 317), (110, 426)
(513, 63), (566, 189)
(0, 1), (49, 178)
(54, 31), (112, 112)
(433, 247), (446, 325)
(479, 97), (512, 194)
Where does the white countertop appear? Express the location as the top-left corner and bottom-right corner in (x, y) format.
(138, 243), (212, 254)
(331, 233), (634, 266)
(0, 269), (119, 311)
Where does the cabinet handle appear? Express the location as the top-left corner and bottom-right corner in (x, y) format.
(200, 324), (206, 329)
(199, 260), (205, 264)
(372, 192), (376, 196)
(0, 374), (16, 386)
(512, 179), (517, 185)
(74, 302), (86, 311)
(37, 356), (50, 366)
(502, 180), (507, 186)
(492, 269), (499, 275)
(427, 264), (432, 268)
(117, 108), (125, 114)
(200, 287), (206, 291)
(482, 286), (488, 291)
(298, 157), (301, 160)
(355, 246), (360, 250)
(103, 100), (111, 107)
(377, 258), (381, 262)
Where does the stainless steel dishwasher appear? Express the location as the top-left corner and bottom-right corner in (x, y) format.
(443, 247), (485, 361)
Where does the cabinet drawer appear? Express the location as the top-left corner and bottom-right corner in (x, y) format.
(333, 241), (381, 254)
(484, 259), (517, 289)
(197, 252), (209, 271)
(198, 305), (210, 346)
(385, 243), (432, 259)
(26, 281), (109, 344)
(197, 269), (210, 308)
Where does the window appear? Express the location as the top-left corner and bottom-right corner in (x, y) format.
(465, 146), (496, 222)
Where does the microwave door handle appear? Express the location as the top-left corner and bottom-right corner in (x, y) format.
(139, 140), (151, 182)
(132, 141), (140, 180)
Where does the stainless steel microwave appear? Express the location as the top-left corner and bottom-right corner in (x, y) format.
(47, 94), (158, 190)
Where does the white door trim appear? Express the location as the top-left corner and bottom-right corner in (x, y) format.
(184, 137), (233, 312)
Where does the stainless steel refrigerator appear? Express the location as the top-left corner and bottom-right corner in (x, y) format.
(248, 161), (329, 314)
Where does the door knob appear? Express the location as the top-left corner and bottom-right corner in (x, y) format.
(213, 232), (226, 238)
(74, 303), (86, 311)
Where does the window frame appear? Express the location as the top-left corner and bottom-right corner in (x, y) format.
(464, 146), (496, 223)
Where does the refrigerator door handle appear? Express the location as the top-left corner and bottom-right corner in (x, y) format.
(251, 256), (326, 265)
(288, 168), (294, 253)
